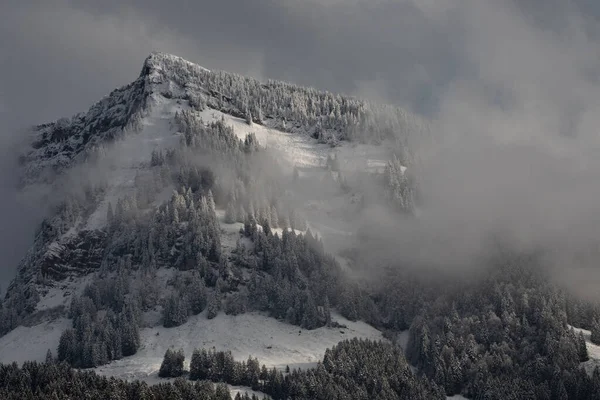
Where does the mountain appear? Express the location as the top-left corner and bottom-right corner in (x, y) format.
(0, 52), (422, 389)
(5, 51), (420, 324)
(2, 53), (600, 400)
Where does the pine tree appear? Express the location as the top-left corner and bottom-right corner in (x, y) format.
(207, 291), (220, 320)
(592, 320), (600, 345)
(207, 190), (216, 213)
(225, 202), (237, 224)
(45, 349), (54, 364)
(578, 331), (589, 361)
(188, 274), (208, 315)
(324, 296), (332, 327)
(256, 106), (263, 123)
(58, 328), (77, 365)
(158, 348), (185, 378)
(163, 294), (189, 328)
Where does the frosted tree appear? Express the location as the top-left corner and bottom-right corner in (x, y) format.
(45, 349), (55, 364)
(577, 331), (589, 361)
(224, 201), (237, 224)
(207, 190), (216, 213)
(187, 274), (208, 315)
(158, 348), (185, 378)
(256, 106), (264, 123)
(162, 294), (188, 328)
(207, 291), (221, 320)
(591, 319), (600, 345)
(324, 296), (332, 327)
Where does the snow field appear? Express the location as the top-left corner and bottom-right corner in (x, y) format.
(0, 318), (70, 364)
(95, 311), (382, 382)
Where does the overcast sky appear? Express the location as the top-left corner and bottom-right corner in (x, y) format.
(1, 0), (600, 288)
(2, 0), (599, 127)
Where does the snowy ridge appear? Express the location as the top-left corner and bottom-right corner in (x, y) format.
(22, 78), (148, 184)
(20, 52), (208, 186)
(141, 52), (210, 81)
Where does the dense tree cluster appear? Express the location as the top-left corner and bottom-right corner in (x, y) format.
(377, 259), (600, 399)
(236, 223), (355, 330)
(57, 274), (140, 368)
(164, 339), (443, 400)
(159, 348), (186, 378)
(384, 154), (416, 213)
(54, 176), (224, 368)
(566, 296), (600, 346)
(0, 361), (264, 400)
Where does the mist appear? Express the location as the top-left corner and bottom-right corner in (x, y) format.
(343, 0), (600, 300)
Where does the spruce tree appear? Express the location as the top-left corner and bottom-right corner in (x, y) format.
(591, 320), (600, 345)
(158, 348), (185, 378)
(225, 202), (237, 224)
(578, 331), (589, 361)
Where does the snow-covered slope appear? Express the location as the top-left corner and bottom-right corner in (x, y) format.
(0, 318), (70, 364)
(94, 311), (382, 383)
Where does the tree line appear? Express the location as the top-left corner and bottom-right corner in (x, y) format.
(0, 360), (264, 400)
(158, 338), (444, 400)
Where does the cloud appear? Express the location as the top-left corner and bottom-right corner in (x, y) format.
(342, 0), (600, 299)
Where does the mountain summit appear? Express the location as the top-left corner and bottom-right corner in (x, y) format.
(21, 52), (421, 186)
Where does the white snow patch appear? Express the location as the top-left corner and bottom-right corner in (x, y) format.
(0, 318), (71, 364)
(36, 274), (94, 312)
(571, 325), (600, 374)
(229, 385), (270, 399)
(95, 311), (382, 382)
(36, 286), (70, 311)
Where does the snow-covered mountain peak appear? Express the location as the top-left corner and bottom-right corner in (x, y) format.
(140, 52), (210, 79)
(20, 53), (209, 186)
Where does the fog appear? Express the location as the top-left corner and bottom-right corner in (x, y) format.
(351, 1), (600, 298)
(2, 0), (600, 297)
